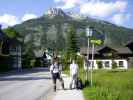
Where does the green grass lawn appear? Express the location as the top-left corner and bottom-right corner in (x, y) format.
(82, 69), (133, 100)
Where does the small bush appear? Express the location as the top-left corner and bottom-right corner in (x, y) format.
(30, 59), (36, 68)
(0, 55), (11, 72)
(77, 55), (84, 68)
(22, 57), (31, 68)
(22, 54), (33, 68)
(61, 53), (71, 70)
(112, 61), (118, 69)
(97, 61), (103, 69)
(34, 58), (43, 67)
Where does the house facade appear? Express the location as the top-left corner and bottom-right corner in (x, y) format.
(0, 25), (22, 71)
(81, 45), (133, 70)
(126, 40), (133, 68)
(0, 25), (11, 71)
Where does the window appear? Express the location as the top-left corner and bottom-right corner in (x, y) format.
(10, 46), (17, 52)
(2, 42), (9, 54)
(105, 61), (110, 67)
(119, 61), (124, 67)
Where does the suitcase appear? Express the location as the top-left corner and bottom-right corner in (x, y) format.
(76, 78), (83, 89)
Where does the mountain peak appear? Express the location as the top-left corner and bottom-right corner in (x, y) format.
(45, 8), (66, 17)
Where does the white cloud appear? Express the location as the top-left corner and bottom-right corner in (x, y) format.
(54, 0), (128, 18)
(80, 0), (128, 18)
(0, 13), (38, 28)
(54, 0), (84, 4)
(57, 3), (76, 9)
(54, 0), (61, 2)
(0, 14), (19, 27)
(115, 1), (127, 12)
(111, 13), (131, 25)
(22, 14), (37, 21)
(54, 0), (85, 9)
(54, 0), (130, 27)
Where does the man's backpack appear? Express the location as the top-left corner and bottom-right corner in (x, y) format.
(76, 78), (84, 90)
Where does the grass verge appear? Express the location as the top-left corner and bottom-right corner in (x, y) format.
(82, 69), (133, 100)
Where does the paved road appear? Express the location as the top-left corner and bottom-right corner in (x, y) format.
(0, 68), (53, 100)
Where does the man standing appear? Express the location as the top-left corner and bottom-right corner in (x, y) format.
(50, 58), (64, 92)
(69, 60), (78, 89)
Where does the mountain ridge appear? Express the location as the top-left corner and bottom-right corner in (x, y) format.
(12, 8), (133, 53)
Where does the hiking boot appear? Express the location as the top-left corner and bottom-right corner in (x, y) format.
(69, 84), (72, 90)
(54, 85), (56, 92)
(62, 83), (64, 90)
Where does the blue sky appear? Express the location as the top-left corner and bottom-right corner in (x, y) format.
(0, 0), (133, 28)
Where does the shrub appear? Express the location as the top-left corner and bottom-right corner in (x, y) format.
(112, 61), (118, 69)
(22, 57), (31, 68)
(60, 53), (71, 70)
(97, 61), (103, 69)
(22, 54), (34, 68)
(30, 59), (36, 68)
(77, 55), (84, 68)
(34, 58), (43, 67)
(0, 55), (11, 72)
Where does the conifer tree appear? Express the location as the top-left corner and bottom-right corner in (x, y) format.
(66, 25), (79, 60)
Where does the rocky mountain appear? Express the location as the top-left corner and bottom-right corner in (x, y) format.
(13, 8), (133, 54)
(45, 8), (68, 17)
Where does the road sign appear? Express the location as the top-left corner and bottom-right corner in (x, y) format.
(90, 29), (105, 45)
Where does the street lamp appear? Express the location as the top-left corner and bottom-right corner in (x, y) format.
(86, 27), (93, 86)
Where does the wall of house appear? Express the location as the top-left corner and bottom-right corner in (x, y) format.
(128, 57), (133, 68)
(84, 59), (128, 70)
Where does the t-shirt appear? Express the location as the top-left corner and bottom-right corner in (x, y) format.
(70, 63), (78, 76)
(50, 64), (60, 73)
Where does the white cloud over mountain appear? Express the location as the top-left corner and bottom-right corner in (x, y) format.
(80, 1), (127, 18)
(55, 0), (85, 9)
(22, 14), (37, 22)
(0, 14), (19, 27)
(0, 0), (131, 28)
(0, 13), (37, 28)
(54, 0), (131, 26)
(111, 13), (131, 25)
(55, 0), (127, 17)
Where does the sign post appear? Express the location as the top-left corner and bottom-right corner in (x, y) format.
(86, 27), (93, 85)
(86, 27), (105, 87)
